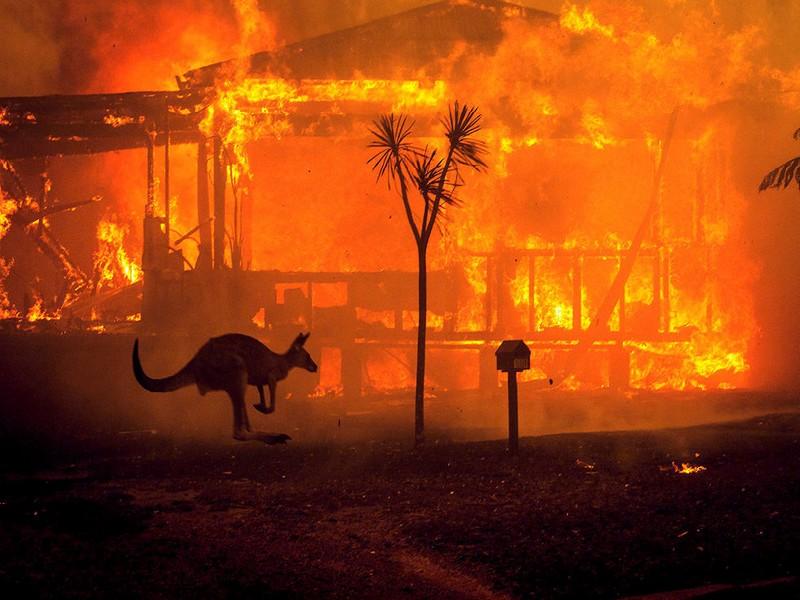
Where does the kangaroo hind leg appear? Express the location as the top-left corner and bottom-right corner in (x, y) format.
(228, 372), (290, 445)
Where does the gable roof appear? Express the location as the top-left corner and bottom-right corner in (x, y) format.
(181, 0), (555, 88)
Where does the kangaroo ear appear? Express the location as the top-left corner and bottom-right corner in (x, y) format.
(293, 332), (310, 347)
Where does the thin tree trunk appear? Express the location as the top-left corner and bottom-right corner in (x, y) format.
(415, 242), (427, 447)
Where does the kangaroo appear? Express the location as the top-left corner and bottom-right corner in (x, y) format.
(132, 332), (318, 444)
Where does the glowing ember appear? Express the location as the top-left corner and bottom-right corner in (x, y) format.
(251, 307), (266, 328)
(672, 461), (707, 475)
(103, 114), (141, 127)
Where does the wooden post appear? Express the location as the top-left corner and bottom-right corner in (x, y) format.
(653, 252), (661, 331)
(495, 254), (504, 333)
(485, 256), (493, 334)
(662, 248), (671, 333)
(163, 107), (170, 243)
(507, 370), (519, 455)
(528, 256), (536, 333)
(618, 255), (626, 333)
(572, 254), (582, 332)
(146, 132), (155, 217)
(213, 136), (226, 270)
(196, 138), (212, 271)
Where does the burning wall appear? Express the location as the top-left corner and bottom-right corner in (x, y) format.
(2, 0), (800, 391)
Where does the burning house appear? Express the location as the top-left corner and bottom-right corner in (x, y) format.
(0, 0), (797, 399)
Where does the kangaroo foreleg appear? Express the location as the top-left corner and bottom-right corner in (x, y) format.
(253, 383), (273, 415)
(253, 381), (277, 415)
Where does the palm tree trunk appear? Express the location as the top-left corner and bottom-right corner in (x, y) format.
(415, 242), (427, 447)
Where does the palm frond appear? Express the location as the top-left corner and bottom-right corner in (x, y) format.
(759, 156), (800, 191)
(410, 148), (460, 207)
(441, 101), (488, 171)
(367, 113), (417, 188)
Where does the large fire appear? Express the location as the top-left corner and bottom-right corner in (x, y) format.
(2, 0), (799, 394)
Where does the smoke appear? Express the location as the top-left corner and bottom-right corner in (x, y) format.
(0, 0), (446, 96)
(0, 0), (62, 96)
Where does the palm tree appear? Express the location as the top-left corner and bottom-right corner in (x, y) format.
(759, 127), (800, 191)
(368, 102), (487, 446)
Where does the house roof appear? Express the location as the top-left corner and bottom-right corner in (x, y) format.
(0, 1), (557, 158)
(495, 339), (531, 356)
(0, 90), (203, 159)
(181, 0), (555, 88)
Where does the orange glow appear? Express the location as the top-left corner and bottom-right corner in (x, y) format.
(311, 347), (344, 398)
(6, 0), (796, 393)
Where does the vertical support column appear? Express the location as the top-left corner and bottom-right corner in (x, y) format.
(705, 247), (714, 332)
(528, 255), (536, 334)
(572, 254), (582, 332)
(479, 344), (497, 397)
(495, 253), (504, 334)
(242, 183), (253, 269)
(164, 106), (170, 242)
(213, 136), (226, 270)
(146, 132), (155, 217)
(307, 283), (314, 332)
(484, 256), (493, 334)
(618, 255), (626, 334)
(662, 248), (671, 333)
(196, 138), (212, 271)
(142, 133), (161, 326)
(653, 251), (661, 332)
(342, 343), (362, 399)
(694, 168), (705, 244)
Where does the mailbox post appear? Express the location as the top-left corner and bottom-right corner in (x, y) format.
(495, 340), (531, 454)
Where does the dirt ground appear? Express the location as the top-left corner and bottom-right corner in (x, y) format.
(2, 406), (800, 599)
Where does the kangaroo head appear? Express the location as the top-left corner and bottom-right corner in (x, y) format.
(288, 332), (317, 373)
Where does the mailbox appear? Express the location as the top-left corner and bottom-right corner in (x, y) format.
(495, 339), (531, 372)
(495, 339), (530, 455)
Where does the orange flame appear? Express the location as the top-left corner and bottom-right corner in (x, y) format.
(94, 217), (142, 290)
(560, 3), (615, 38)
(672, 461), (707, 474)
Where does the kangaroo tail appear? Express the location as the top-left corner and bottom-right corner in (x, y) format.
(132, 339), (195, 393)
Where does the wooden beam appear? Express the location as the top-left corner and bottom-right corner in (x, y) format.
(213, 136), (226, 270)
(196, 138), (212, 271)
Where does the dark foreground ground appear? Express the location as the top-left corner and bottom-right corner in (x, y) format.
(2, 411), (800, 599)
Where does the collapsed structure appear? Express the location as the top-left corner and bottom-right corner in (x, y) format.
(1, 0), (782, 395)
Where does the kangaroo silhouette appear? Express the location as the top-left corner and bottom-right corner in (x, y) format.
(132, 332), (317, 444)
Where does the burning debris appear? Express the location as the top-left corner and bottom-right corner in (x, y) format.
(672, 461), (708, 475)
